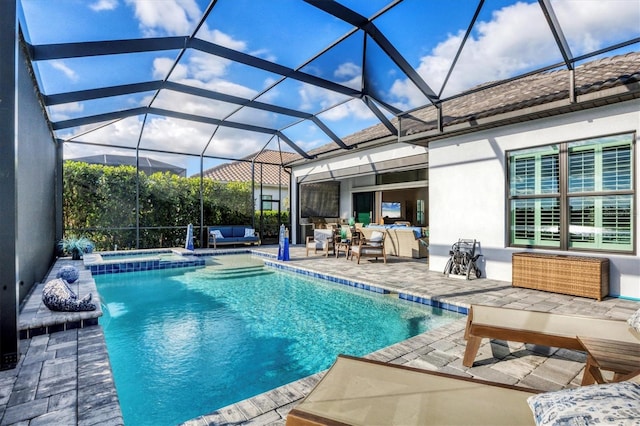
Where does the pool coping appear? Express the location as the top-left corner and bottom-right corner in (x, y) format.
(18, 260), (103, 339)
(84, 247), (206, 275)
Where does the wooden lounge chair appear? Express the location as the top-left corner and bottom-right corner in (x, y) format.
(463, 304), (640, 368)
(286, 355), (540, 426)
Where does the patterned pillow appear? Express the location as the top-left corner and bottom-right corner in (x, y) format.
(244, 228), (255, 238)
(56, 265), (80, 283)
(527, 381), (640, 426)
(210, 229), (224, 239)
(627, 308), (640, 333)
(42, 278), (96, 312)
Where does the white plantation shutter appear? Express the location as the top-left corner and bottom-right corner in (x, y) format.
(509, 133), (634, 252)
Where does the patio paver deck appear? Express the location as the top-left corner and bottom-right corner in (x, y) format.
(2, 246), (638, 426)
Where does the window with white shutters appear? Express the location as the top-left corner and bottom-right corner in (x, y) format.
(507, 133), (635, 253)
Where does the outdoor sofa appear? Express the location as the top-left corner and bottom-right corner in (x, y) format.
(360, 225), (427, 258)
(206, 225), (260, 249)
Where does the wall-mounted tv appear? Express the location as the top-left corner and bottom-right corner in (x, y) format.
(381, 201), (402, 218)
(300, 181), (340, 218)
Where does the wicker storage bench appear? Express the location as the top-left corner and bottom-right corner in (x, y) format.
(512, 252), (609, 301)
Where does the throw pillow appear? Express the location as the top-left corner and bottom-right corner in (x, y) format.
(56, 265), (80, 283)
(369, 231), (384, 247)
(627, 308), (640, 333)
(42, 278), (96, 312)
(244, 228), (255, 238)
(211, 229), (224, 239)
(527, 381), (640, 426)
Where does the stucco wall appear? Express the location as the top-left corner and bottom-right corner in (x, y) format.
(16, 44), (58, 302)
(429, 100), (640, 298)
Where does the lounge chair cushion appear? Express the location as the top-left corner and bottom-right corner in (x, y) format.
(527, 381), (640, 426)
(42, 278), (96, 312)
(628, 308), (640, 333)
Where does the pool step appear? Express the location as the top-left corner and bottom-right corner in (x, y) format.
(213, 270), (275, 280)
(195, 265), (274, 280)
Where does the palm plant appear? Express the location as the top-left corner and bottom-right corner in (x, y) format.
(58, 235), (93, 260)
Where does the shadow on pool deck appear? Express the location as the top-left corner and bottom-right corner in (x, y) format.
(2, 245), (638, 425)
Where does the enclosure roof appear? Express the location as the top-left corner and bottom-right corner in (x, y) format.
(18, 0), (640, 167)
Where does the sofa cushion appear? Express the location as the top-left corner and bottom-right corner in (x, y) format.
(218, 226), (234, 237)
(244, 228), (255, 237)
(527, 381), (640, 426)
(232, 226), (246, 238)
(210, 229), (224, 239)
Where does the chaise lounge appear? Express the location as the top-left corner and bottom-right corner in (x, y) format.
(286, 355), (640, 426)
(286, 355), (539, 426)
(462, 304), (640, 369)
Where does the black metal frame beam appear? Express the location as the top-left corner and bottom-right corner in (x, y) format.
(538, 0), (573, 70)
(52, 107), (313, 158)
(29, 37), (363, 100)
(363, 96), (397, 136)
(304, 0), (439, 105)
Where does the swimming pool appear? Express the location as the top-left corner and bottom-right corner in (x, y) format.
(96, 254), (462, 425)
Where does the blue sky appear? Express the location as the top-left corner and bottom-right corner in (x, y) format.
(19, 0), (640, 175)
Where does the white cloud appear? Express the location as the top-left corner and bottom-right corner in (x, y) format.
(152, 57), (187, 80)
(200, 28), (247, 51)
(89, 0), (118, 12)
(319, 100), (374, 122)
(51, 61), (79, 82)
(49, 102), (84, 121)
(126, 0), (201, 36)
(334, 62), (360, 79)
(391, 0), (640, 105)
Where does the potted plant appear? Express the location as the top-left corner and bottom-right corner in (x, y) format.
(58, 235), (93, 260)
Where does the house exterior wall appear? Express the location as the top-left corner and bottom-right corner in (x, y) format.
(291, 99), (639, 299)
(254, 185), (289, 211)
(428, 99), (640, 299)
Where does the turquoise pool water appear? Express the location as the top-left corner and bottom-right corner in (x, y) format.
(96, 254), (461, 425)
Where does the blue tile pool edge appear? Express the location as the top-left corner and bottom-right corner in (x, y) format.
(89, 248), (469, 316)
(258, 255), (468, 316)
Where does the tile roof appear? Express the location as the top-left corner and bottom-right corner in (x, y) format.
(200, 150), (299, 186)
(69, 154), (186, 176)
(303, 51), (640, 159)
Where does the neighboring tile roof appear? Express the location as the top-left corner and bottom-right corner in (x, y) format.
(69, 154), (187, 176)
(200, 150), (299, 185)
(303, 51), (640, 159)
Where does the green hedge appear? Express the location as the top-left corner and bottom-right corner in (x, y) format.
(63, 161), (288, 250)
